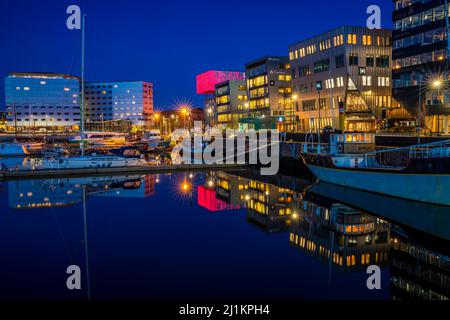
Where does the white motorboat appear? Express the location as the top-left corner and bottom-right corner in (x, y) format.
(141, 129), (163, 148)
(0, 142), (43, 156)
(42, 155), (146, 169)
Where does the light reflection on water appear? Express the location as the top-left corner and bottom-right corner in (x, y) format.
(0, 169), (448, 300)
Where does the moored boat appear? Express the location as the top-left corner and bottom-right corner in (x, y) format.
(301, 132), (450, 206)
(0, 141), (43, 156)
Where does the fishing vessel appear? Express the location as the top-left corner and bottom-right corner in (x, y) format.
(301, 132), (450, 206)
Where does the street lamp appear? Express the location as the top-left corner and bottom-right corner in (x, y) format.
(154, 113), (160, 130)
(433, 79), (443, 135)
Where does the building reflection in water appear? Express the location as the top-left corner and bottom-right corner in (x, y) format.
(200, 171), (308, 232)
(390, 228), (450, 300)
(7, 175), (153, 210)
(2, 170), (450, 300)
(212, 171), (450, 299)
(290, 200), (390, 272)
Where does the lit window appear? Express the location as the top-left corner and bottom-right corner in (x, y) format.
(16, 87), (20, 90)
(64, 88), (70, 92)
(40, 81), (46, 85)
(24, 87), (30, 91)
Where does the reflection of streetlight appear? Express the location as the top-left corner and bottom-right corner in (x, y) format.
(433, 79), (443, 135)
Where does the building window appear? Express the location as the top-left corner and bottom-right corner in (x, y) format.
(335, 55), (345, 68)
(313, 59), (330, 73)
(362, 35), (372, 45)
(376, 55), (390, 68)
(347, 34), (357, 45)
(333, 34), (344, 46)
(349, 54), (359, 66)
(362, 76), (372, 86)
(377, 77), (390, 87)
(298, 65), (311, 77)
(366, 56), (374, 67)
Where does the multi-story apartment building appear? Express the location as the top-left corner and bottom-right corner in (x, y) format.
(289, 26), (395, 132)
(84, 81), (153, 127)
(4, 72), (80, 130)
(214, 80), (247, 129)
(242, 56), (294, 131)
(393, 0), (450, 134)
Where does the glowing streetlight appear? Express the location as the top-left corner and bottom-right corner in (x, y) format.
(292, 94), (298, 101)
(433, 79), (443, 89)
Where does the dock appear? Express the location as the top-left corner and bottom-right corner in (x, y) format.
(0, 163), (248, 181)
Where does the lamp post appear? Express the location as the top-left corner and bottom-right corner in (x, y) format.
(433, 79), (443, 136)
(154, 113), (160, 131)
(292, 94), (298, 131)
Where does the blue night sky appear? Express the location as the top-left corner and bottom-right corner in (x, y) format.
(0, 0), (393, 109)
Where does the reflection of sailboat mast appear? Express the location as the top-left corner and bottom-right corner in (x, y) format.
(328, 231), (334, 285)
(82, 185), (91, 300)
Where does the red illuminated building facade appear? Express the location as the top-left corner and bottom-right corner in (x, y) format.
(196, 71), (245, 95)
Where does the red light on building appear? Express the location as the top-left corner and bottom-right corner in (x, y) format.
(197, 186), (240, 212)
(196, 70), (245, 95)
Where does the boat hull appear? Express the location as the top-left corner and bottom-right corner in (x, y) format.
(43, 156), (145, 169)
(307, 164), (450, 206)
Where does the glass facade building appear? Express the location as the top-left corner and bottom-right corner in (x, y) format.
(5, 73), (80, 130)
(84, 81), (153, 127)
(243, 56), (293, 131)
(392, 0), (450, 134)
(289, 26), (396, 132)
(214, 80), (247, 129)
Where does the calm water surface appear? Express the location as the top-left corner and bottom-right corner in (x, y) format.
(0, 169), (448, 300)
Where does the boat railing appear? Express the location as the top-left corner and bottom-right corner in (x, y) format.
(301, 142), (330, 155)
(409, 139), (450, 159)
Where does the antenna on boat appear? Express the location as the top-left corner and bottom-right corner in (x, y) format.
(80, 13), (86, 156)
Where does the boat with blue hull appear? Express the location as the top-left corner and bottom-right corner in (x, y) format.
(301, 132), (450, 206)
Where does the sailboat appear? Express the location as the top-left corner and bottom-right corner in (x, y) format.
(46, 14), (146, 169)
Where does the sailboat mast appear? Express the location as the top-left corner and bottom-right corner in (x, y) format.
(80, 14), (86, 156)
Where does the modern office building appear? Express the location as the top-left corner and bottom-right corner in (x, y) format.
(392, 0), (450, 134)
(84, 81), (153, 128)
(289, 26), (396, 132)
(4, 72), (80, 130)
(242, 56), (294, 131)
(214, 80), (248, 129)
(196, 70), (245, 128)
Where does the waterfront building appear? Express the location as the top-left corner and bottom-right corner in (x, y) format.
(4, 72), (80, 131)
(289, 26), (396, 132)
(0, 111), (6, 132)
(392, 0), (450, 134)
(242, 56), (294, 131)
(196, 70), (245, 129)
(84, 81), (153, 129)
(214, 80), (248, 129)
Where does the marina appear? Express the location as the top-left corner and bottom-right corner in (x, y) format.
(0, 169), (448, 300)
